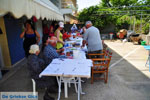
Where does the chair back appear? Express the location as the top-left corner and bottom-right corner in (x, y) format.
(88, 49), (112, 84)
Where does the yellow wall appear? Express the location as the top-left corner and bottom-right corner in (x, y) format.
(0, 17), (11, 68)
(70, 19), (78, 24)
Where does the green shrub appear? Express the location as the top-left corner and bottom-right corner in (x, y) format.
(143, 23), (150, 35)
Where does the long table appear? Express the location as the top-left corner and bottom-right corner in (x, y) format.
(39, 37), (92, 100)
(39, 59), (92, 100)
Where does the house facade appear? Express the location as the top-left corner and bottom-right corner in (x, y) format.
(0, 0), (77, 72)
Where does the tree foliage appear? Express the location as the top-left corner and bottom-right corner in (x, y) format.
(77, 0), (150, 34)
(101, 0), (138, 7)
(110, 0), (138, 6)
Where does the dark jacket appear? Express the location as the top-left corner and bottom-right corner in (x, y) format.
(27, 54), (45, 79)
(27, 54), (56, 87)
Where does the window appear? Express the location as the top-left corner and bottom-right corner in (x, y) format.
(49, 0), (60, 7)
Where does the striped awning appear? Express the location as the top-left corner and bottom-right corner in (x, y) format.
(0, 0), (64, 21)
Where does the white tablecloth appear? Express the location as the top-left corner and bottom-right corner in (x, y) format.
(39, 37), (91, 100)
(39, 59), (92, 78)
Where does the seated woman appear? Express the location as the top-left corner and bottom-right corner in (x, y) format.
(27, 44), (56, 100)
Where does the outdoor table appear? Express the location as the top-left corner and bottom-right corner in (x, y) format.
(144, 46), (150, 71)
(39, 59), (92, 100)
(39, 37), (92, 100)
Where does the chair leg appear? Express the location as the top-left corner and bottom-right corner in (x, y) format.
(73, 78), (78, 93)
(31, 79), (36, 95)
(105, 71), (108, 83)
(68, 81), (71, 88)
(103, 72), (105, 83)
(91, 72), (94, 84)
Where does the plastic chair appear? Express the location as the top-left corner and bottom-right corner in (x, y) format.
(56, 77), (78, 98)
(31, 79), (36, 95)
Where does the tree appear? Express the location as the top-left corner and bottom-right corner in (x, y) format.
(100, 0), (112, 7)
(77, 0), (150, 34)
(78, 6), (118, 29)
(110, 0), (138, 6)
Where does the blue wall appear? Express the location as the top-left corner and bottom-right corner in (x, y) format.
(4, 16), (25, 65)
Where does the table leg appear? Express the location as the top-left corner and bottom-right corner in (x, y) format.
(149, 53), (150, 72)
(145, 57), (149, 66)
(148, 50), (150, 72)
(64, 82), (68, 98)
(57, 76), (62, 100)
(79, 78), (85, 95)
(145, 50), (150, 67)
(78, 77), (81, 100)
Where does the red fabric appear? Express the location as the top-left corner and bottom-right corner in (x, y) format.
(49, 26), (54, 37)
(32, 16), (37, 22)
(68, 34), (72, 37)
(49, 26), (54, 32)
(119, 33), (124, 39)
(76, 33), (80, 36)
(63, 32), (69, 40)
(43, 26), (49, 34)
(49, 33), (54, 37)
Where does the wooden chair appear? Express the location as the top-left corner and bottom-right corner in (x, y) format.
(88, 51), (112, 84)
(88, 53), (106, 59)
(103, 43), (108, 50)
(103, 49), (113, 57)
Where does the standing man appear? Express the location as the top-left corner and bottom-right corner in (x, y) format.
(82, 21), (103, 54)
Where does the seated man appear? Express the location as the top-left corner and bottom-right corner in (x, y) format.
(42, 35), (65, 66)
(27, 44), (56, 100)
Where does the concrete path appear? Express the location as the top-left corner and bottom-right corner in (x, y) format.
(0, 40), (150, 100)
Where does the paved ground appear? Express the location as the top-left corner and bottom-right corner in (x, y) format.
(0, 40), (150, 100)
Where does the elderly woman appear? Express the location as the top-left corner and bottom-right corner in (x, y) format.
(54, 22), (65, 50)
(27, 44), (44, 79)
(27, 44), (56, 100)
(20, 20), (40, 57)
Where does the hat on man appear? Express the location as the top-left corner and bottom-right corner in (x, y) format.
(29, 44), (39, 54)
(85, 21), (92, 25)
(59, 22), (64, 28)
